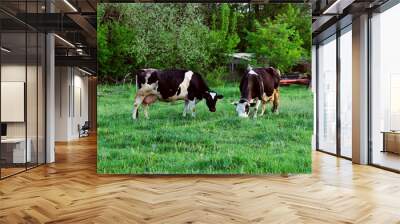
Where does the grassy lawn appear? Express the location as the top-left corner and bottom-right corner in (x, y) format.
(97, 83), (313, 174)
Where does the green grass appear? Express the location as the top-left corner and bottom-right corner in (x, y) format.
(97, 83), (313, 174)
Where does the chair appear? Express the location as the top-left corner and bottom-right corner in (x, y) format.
(79, 121), (90, 138)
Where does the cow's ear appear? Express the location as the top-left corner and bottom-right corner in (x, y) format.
(231, 102), (238, 106)
(217, 94), (224, 99)
(150, 70), (158, 76)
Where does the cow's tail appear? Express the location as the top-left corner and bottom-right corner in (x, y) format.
(271, 67), (281, 89)
(255, 74), (264, 100)
(271, 69), (281, 113)
(135, 73), (138, 91)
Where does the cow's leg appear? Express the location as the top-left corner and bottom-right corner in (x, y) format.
(260, 101), (267, 116)
(260, 93), (270, 116)
(272, 88), (280, 114)
(132, 95), (144, 120)
(253, 99), (261, 118)
(183, 100), (189, 117)
(143, 104), (150, 119)
(141, 95), (157, 119)
(188, 99), (196, 117)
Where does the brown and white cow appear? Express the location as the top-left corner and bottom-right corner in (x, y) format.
(132, 69), (223, 120)
(234, 66), (280, 118)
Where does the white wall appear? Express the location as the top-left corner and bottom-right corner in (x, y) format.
(1, 65), (26, 139)
(55, 66), (89, 141)
(72, 72), (89, 138)
(55, 66), (70, 141)
(1, 63), (46, 164)
(1, 65), (42, 137)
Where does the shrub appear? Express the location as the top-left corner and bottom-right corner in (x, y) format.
(246, 20), (303, 73)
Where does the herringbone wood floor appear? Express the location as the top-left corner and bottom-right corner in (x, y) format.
(1, 135), (400, 224)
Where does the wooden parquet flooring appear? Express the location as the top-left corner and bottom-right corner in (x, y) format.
(1, 135), (400, 223)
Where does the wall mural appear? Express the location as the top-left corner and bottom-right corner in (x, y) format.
(97, 3), (313, 174)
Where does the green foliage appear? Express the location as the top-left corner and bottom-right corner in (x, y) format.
(98, 3), (311, 83)
(246, 19), (303, 72)
(97, 4), (137, 82)
(206, 4), (240, 82)
(207, 67), (228, 86)
(123, 4), (211, 71)
(275, 4), (312, 59)
(209, 4), (240, 59)
(99, 4), (220, 82)
(97, 24), (110, 75)
(97, 84), (313, 174)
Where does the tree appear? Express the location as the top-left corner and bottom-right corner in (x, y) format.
(99, 4), (218, 82)
(246, 20), (303, 72)
(207, 4), (240, 82)
(97, 4), (136, 82)
(97, 3), (311, 83)
(275, 4), (312, 59)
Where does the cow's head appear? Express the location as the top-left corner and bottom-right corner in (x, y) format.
(136, 68), (158, 89)
(203, 91), (223, 112)
(233, 99), (256, 118)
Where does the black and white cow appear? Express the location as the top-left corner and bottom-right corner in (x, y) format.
(132, 69), (223, 119)
(234, 66), (280, 118)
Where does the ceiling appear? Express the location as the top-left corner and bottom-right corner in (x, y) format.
(312, 0), (389, 41)
(0, 0), (97, 73)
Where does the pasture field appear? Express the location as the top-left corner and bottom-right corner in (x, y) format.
(97, 84), (313, 174)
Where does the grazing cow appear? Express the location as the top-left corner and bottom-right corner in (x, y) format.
(132, 69), (223, 119)
(234, 67), (280, 118)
